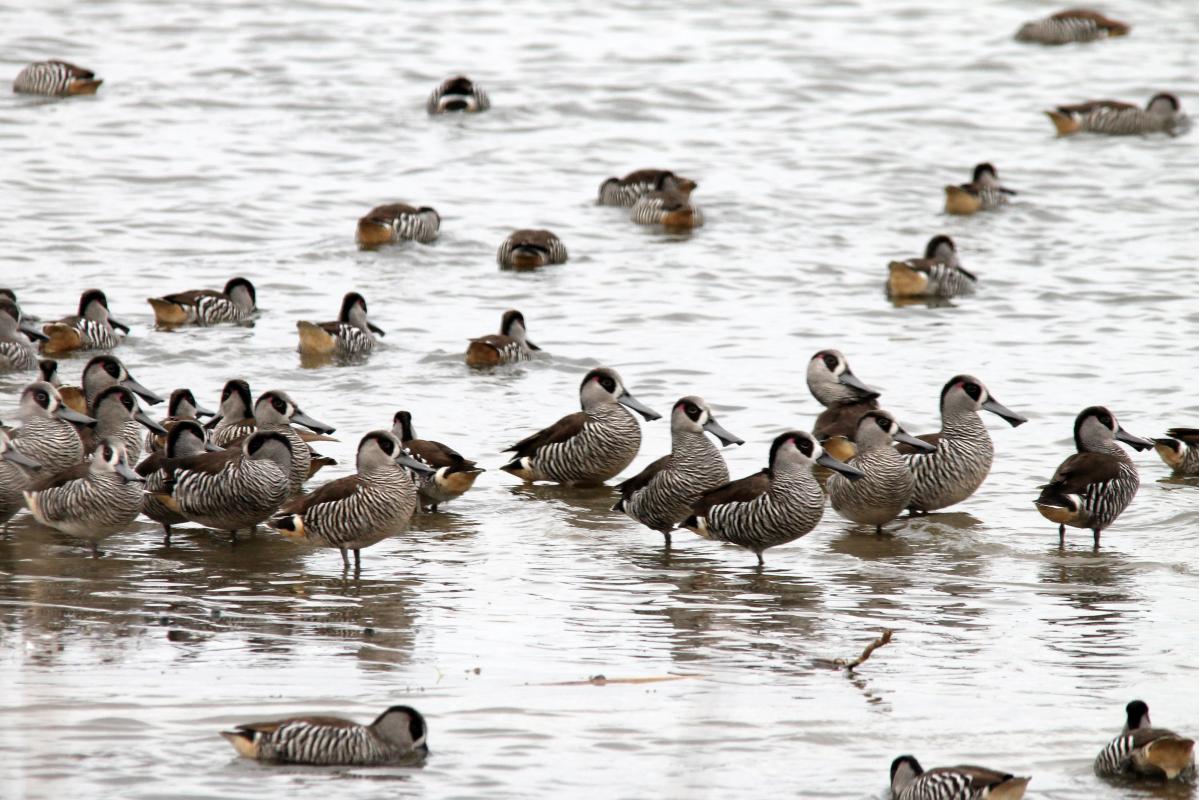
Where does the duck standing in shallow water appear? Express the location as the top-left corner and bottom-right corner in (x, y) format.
(1095, 701), (1195, 781)
(1034, 406), (1151, 547)
(426, 75), (489, 114)
(138, 420), (219, 544)
(147, 277), (257, 327)
(683, 431), (863, 565)
(465, 310), (539, 368)
(0, 431), (41, 528)
(901, 376), (1027, 514)
(1016, 9), (1130, 44)
(502, 367), (661, 486)
(208, 379), (254, 446)
(296, 292), (383, 359)
(944, 164), (1015, 215)
(356, 204), (440, 247)
(10, 382), (93, 478)
(144, 388), (216, 454)
(829, 410), (935, 534)
(392, 411), (484, 512)
(889, 755), (1030, 800)
(598, 169), (692, 207)
(0, 298), (46, 372)
(13, 60), (102, 96)
(613, 396), (743, 545)
(81, 385), (167, 464)
(1046, 93), (1186, 136)
(222, 705), (428, 766)
(497, 229), (568, 270)
(887, 235), (977, 299)
(631, 178), (702, 230)
(806, 349), (881, 462)
(217, 390), (336, 494)
(41, 289), (130, 355)
(1153, 427), (1199, 475)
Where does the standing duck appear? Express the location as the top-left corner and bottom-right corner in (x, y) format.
(41, 289), (129, 355)
(465, 309), (539, 368)
(82, 385), (167, 463)
(144, 388), (216, 454)
(901, 376), (1027, 514)
(886, 235), (977, 299)
(807, 349), (881, 462)
(889, 755), (1030, 800)
(24, 438), (144, 556)
(10, 382), (94, 478)
(613, 396), (743, 545)
(497, 230), (568, 270)
(209, 379), (254, 447)
(1153, 428), (1199, 475)
(392, 410), (484, 511)
(598, 169), (692, 207)
(222, 705), (428, 766)
(426, 75), (489, 114)
(1095, 700), (1195, 781)
(147, 277), (257, 327)
(682, 431), (864, 565)
(138, 420), (219, 544)
(296, 292), (383, 359)
(219, 390), (336, 493)
(272, 431), (433, 569)
(0, 297), (46, 372)
(1046, 93), (1186, 136)
(501, 367), (661, 486)
(944, 164), (1015, 216)
(12, 60), (102, 96)
(0, 431), (41, 529)
(631, 179), (702, 230)
(1016, 9), (1130, 44)
(356, 204), (440, 247)
(1034, 406), (1151, 547)
(829, 410), (936, 534)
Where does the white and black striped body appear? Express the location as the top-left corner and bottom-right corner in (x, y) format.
(906, 414), (992, 512)
(496, 229), (568, 269)
(12, 61), (101, 96)
(1154, 429), (1199, 475)
(630, 189), (703, 227)
(222, 706), (428, 766)
(1056, 450), (1137, 533)
(332, 323), (374, 357)
(528, 404), (640, 485)
(829, 413), (921, 529)
(149, 278), (257, 327)
(0, 301), (39, 372)
(1016, 11), (1127, 45)
(356, 204), (440, 245)
(167, 435), (292, 532)
(598, 169), (687, 207)
(1094, 701), (1195, 781)
(920, 263), (976, 298)
(212, 419), (255, 447)
(891, 756), (1030, 800)
(195, 294), (249, 324)
(11, 383), (88, 479)
(1052, 99), (1184, 136)
(139, 421), (211, 539)
(258, 425), (311, 494)
(24, 440), (143, 546)
(0, 432), (36, 525)
(426, 76), (489, 114)
(70, 316), (122, 350)
(465, 309), (538, 368)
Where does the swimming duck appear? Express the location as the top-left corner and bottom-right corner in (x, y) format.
(1153, 428), (1199, 474)
(81, 385), (167, 464)
(890, 755), (1031, 800)
(598, 169), (692, 207)
(10, 382), (94, 478)
(807, 349), (882, 463)
(1046, 93), (1186, 136)
(901, 376), (1027, 514)
(682, 430), (864, 565)
(24, 438), (144, 556)
(40, 289), (129, 355)
(12, 60), (102, 96)
(144, 388), (217, 454)
(296, 292), (383, 358)
(944, 164), (1015, 216)
(272, 431), (433, 569)
(828, 410), (936, 534)
(138, 419), (220, 544)
(0, 430), (41, 529)
(356, 203), (440, 247)
(613, 396), (743, 545)
(392, 410), (484, 512)
(216, 390), (336, 494)
(1034, 406), (1151, 547)
(465, 309), (539, 368)
(887, 235), (977, 299)
(501, 367), (661, 486)
(1016, 9), (1130, 44)
(631, 179), (702, 229)
(1094, 700), (1195, 781)
(0, 297), (46, 372)
(497, 230), (569, 270)
(426, 75), (489, 114)
(147, 277), (257, 327)
(222, 705), (428, 766)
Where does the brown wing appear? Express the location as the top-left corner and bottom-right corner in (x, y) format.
(1046, 452), (1122, 492)
(895, 432), (940, 455)
(1165, 427), (1199, 444)
(49, 61), (96, 79)
(615, 455), (670, 500)
(1056, 99), (1137, 115)
(407, 438), (474, 470)
(928, 766), (1018, 790)
(159, 447), (242, 478)
(362, 203), (419, 222)
(691, 469), (771, 517)
(136, 451), (167, 478)
(236, 715), (359, 734)
(32, 461), (91, 491)
(621, 168), (673, 184)
(507, 229), (557, 248)
(505, 411), (587, 458)
(469, 333), (513, 348)
(279, 474), (360, 515)
(813, 400), (878, 442)
(159, 289), (223, 306)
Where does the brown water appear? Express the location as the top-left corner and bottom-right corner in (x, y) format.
(2, 0), (1198, 797)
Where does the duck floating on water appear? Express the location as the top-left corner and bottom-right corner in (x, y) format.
(1046, 93), (1186, 136)
(13, 60), (102, 96)
(944, 163), (1015, 215)
(426, 75), (489, 114)
(1016, 9), (1130, 45)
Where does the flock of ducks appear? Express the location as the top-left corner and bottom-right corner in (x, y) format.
(6, 5), (1196, 793)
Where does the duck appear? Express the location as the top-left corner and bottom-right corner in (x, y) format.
(501, 367), (661, 486)
(1034, 406), (1151, 547)
(215, 390), (336, 493)
(147, 277), (257, 327)
(208, 379), (255, 446)
(497, 229), (568, 270)
(682, 430), (864, 565)
(38, 359), (60, 387)
(900, 376), (1027, 514)
(465, 309), (539, 368)
(0, 430), (41, 529)
(144, 388), (217, 454)
(828, 410), (936, 534)
(392, 410), (484, 511)
(0, 297), (46, 372)
(426, 75), (489, 114)
(9, 382), (94, 478)
(889, 755), (1031, 800)
(40, 289), (129, 355)
(272, 431), (433, 569)
(1153, 428), (1199, 475)
(81, 385), (167, 464)
(12, 60), (102, 96)
(1016, 9), (1130, 44)
(222, 705), (428, 766)
(944, 163), (1015, 216)
(24, 438), (144, 556)
(296, 292), (383, 358)
(806, 349), (882, 463)
(137, 419), (220, 544)
(356, 203), (440, 247)
(886, 235), (977, 299)
(613, 396), (743, 545)
(631, 179), (702, 229)
(152, 431), (293, 541)
(598, 169), (692, 207)
(1046, 93), (1186, 136)
(1094, 700), (1195, 781)
(57, 353), (164, 417)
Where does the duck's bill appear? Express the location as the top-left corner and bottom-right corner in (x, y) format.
(292, 411), (336, 435)
(703, 418), (745, 447)
(116, 461), (145, 482)
(20, 321), (49, 341)
(193, 403), (217, 418)
(54, 405), (95, 424)
(1116, 427), (1154, 451)
(817, 452), (866, 481)
(981, 398), (1027, 427)
(135, 410), (169, 435)
(396, 452), (435, 475)
(894, 430), (936, 452)
(526, 340), (542, 351)
(204, 440), (223, 452)
(203, 414), (222, 430)
(122, 376), (164, 405)
(838, 370), (881, 399)
(1, 448), (42, 469)
(619, 393), (662, 421)
(108, 316), (132, 334)
(999, 187), (1018, 196)
(368, 323), (386, 338)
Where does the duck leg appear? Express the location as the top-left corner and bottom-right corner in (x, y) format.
(162, 524), (172, 546)
(353, 549), (361, 570)
(1058, 524), (1065, 547)
(1092, 528), (1102, 549)
(339, 547), (349, 570)
(90, 542), (100, 558)
(663, 530), (672, 547)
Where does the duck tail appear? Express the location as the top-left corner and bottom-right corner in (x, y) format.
(1140, 737), (1195, 780)
(1046, 109), (1080, 136)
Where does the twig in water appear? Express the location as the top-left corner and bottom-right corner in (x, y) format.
(833, 629), (893, 672)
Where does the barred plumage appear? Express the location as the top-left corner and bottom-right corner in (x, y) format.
(465, 309), (539, 367)
(221, 390), (335, 493)
(222, 705), (428, 766)
(144, 387), (215, 455)
(0, 298), (40, 372)
(209, 379), (254, 447)
(11, 382), (92, 479)
(1016, 10), (1129, 45)
(887, 235), (977, 299)
(890, 756), (1030, 800)
(807, 349), (882, 461)
(1094, 701), (1195, 780)
(1154, 428), (1199, 474)
(84, 385), (167, 465)
(1047, 94), (1186, 136)
(830, 411), (933, 532)
(296, 292), (381, 359)
(426, 75), (489, 114)
(147, 277), (257, 327)
(41, 289), (129, 355)
(598, 169), (690, 207)
(392, 411), (483, 511)
(0, 431), (41, 526)
(12, 60), (102, 96)
(76, 354), (164, 413)
(630, 181), (703, 229)
(356, 203), (440, 247)
(944, 163), (1014, 216)
(138, 420), (212, 542)
(496, 229), (568, 269)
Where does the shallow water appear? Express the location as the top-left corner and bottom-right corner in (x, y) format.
(2, 0), (1199, 797)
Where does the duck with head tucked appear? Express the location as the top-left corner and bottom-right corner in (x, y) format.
(1046, 93), (1186, 136)
(598, 169), (693, 207)
(887, 235), (977, 299)
(356, 203), (440, 247)
(1016, 9), (1130, 44)
(631, 178), (702, 230)
(1095, 700), (1194, 781)
(222, 705), (428, 766)
(41, 289), (129, 355)
(497, 229), (568, 270)
(889, 755), (1030, 800)
(944, 163), (1015, 215)
(13, 60), (102, 96)
(147, 277), (257, 327)
(465, 310), (539, 368)
(296, 292), (383, 359)
(426, 75), (489, 114)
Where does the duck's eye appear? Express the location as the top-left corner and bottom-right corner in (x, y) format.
(601, 377), (615, 392)
(103, 447), (114, 460)
(106, 362), (119, 376)
(36, 391), (48, 403)
(964, 383), (982, 400)
(1099, 414), (1113, 428)
(877, 417), (890, 430)
(685, 403), (700, 417)
(273, 398), (287, 412)
(796, 437), (813, 456)
(822, 354), (838, 370)
(380, 438), (394, 454)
